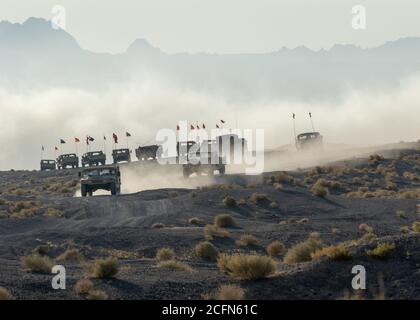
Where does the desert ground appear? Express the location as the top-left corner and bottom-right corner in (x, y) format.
(0, 143), (419, 300)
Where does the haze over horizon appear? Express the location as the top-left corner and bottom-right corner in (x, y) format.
(0, 5), (419, 170)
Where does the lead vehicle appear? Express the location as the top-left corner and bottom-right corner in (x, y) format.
(79, 165), (121, 196)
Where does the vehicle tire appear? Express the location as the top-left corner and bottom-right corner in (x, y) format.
(110, 183), (117, 195)
(219, 165), (226, 175)
(81, 185), (87, 197)
(88, 191), (93, 197)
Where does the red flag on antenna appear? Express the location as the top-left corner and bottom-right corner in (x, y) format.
(292, 113), (295, 119)
(112, 133), (118, 144)
(220, 120), (225, 124)
(55, 146), (58, 151)
(190, 125), (195, 130)
(176, 125), (180, 131)
(126, 132), (131, 137)
(202, 123), (206, 129)
(75, 137), (80, 143)
(216, 124), (220, 129)
(197, 125), (200, 130)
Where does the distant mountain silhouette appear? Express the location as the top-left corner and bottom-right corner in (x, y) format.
(1, 17), (420, 100)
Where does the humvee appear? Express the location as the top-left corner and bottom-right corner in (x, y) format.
(135, 145), (161, 161)
(296, 132), (323, 150)
(112, 148), (131, 163)
(40, 159), (56, 171)
(57, 153), (79, 169)
(177, 141), (226, 178)
(81, 151), (106, 167)
(79, 165), (121, 196)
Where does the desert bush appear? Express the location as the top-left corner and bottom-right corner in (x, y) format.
(214, 214), (236, 228)
(0, 287), (13, 300)
(297, 218), (309, 224)
(359, 232), (377, 243)
(395, 210), (407, 219)
(194, 241), (219, 261)
(310, 180), (328, 197)
(87, 289), (108, 300)
(236, 234), (258, 247)
(204, 224), (230, 240)
(331, 228), (340, 234)
(283, 237), (324, 264)
(412, 221), (420, 232)
(223, 195), (237, 207)
(246, 183), (257, 189)
(249, 193), (269, 203)
(0, 211), (8, 219)
(217, 253), (276, 280)
(90, 257), (119, 278)
(151, 222), (165, 229)
(311, 244), (352, 261)
(188, 217), (201, 225)
(400, 226), (410, 234)
(266, 240), (286, 256)
(359, 223), (374, 233)
(57, 249), (82, 262)
(45, 207), (63, 217)
(32, 244), (50, 255)
(168, 191), (179, 198)
(74, 279), (94, 295)
(155, 248), (175, 262)
(367, 243), (396, 259)
(158, 260), (192, 272)
(269, 201), (278, 209)
(215, 284), (245, 300)
(273, 183), (283, 190)
(21, 254), (54, 273)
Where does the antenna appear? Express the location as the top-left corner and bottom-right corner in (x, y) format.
(292, 113), (297, 146)
(309, 112), (315, 132)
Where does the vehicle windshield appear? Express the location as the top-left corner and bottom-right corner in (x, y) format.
(84, 169), (115, 177)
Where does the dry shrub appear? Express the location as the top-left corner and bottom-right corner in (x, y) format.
(217, 253), (276, 280)
(74, 279), (94, 295)
(249, 193), (269, 203)
(214, 214), (236, 228)
(151, 222), (165, 229)
(236, 234), (258, 247)
(269, 202), (278, 209)
(188, 217), (201, 225)
(310, 180), (328, 198)
(158, 260), (192, 272)
(331, 228), (340, 234)
(215, 284), (245, 300)
(194, 241), (219, 261)
(359, 223), (374, 233)
(395, 210), (407, 219)
(283, 237), (324, 264)
(266, 240), (286, 256)
(204, 224), (230, 240)
(367, 243), (396, 260)
(246, 183), (257, 189)
(45, 207), (63, 217)
(273, 183), (283, 190)
(57, 249), (83, 262)
(87, 289), (108, 300)
(90, 257), (119, 278)
(400, 226), (410, 234)
(0, 287), (14, 300)
(412, 221), (420, 232)
(168, 191), (179, 198)
(0, 210), (8, 219)
(32, 244), (51, 255)
(311, 244), (352, 261)
(359, 232), (377, 243)
(10, 208), (37, 219)
(223, 195), (237, 207)
(155, 248), (175, 262)
(21, 254), (54, 273)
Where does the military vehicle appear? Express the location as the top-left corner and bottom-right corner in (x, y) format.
(177, 140), (226, 178)
(79, 165), (121, 196)
(81, 151), (106, 167)
(136, 145), (161, 161)
(40, 159), (56, 171)
(112, 148), (131, 163)
(57, 153), (79, 169)
(296, 132), (323, 150)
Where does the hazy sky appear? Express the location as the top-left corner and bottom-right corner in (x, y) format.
(1, 0), (420, 54)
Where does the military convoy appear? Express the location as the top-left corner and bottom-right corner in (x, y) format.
(79, 165), (121, 196)
(57, 153), (79, 169)
(135, 145), (161, 161)
(40, 159), (56, 171)
(112, 148), (131, 163)
(81, 151), (106, 167)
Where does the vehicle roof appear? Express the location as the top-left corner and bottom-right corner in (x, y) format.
(41, 159), (55, 162)
(59, 153), (77, 157)
(297, 132), (321, 137)
(113, 148), (129, 152)
(81, 165), (119, 172)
